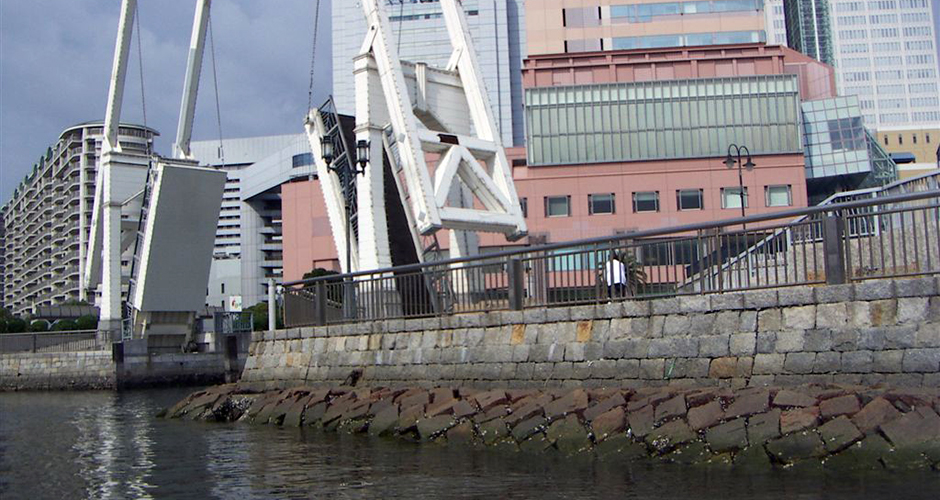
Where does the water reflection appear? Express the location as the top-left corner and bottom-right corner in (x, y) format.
(2, 389), (939, 499)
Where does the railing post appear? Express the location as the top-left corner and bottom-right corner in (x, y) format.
(823, 214), (847, 285)
(32, 334), (37, 353)
(315, 281), (328, 326)
(507, 257), (525, 311)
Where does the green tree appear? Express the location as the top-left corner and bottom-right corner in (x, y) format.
(28, 320), (50, 332)
(245, 302), (283, 331)
(54, 319), (79, 331)
(6, 318), (26, 333)
(0, 319), (7, 333)
(76, 315), (98, 331)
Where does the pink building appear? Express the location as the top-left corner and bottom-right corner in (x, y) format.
(280, 43), (835, 281)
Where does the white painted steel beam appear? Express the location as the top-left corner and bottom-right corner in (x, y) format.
(174, 0), (211, 160)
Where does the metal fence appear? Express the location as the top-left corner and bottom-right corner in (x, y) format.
(0, 330), (100, 354)
(283, 189), (939, 327)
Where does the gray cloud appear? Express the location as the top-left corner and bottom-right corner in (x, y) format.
(1, 0), (332, 203)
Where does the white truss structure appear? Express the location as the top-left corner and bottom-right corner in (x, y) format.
(306, 0), (526, 276)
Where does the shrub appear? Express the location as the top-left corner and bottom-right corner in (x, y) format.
(54, 319), (79, 331)
(76, 315), (98, 330)
(0, 319), (7, 333)
(28, 320), (50, 332)
(6, 318), (26, 333)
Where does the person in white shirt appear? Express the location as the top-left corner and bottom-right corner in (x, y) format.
(604, 252), (627, 299)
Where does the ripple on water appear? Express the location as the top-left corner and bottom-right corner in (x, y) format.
(1, 389), (939, 499)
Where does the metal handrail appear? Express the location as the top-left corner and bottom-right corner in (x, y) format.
(284, 190), (940, 287)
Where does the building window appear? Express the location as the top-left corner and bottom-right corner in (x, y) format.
(676, 189), (703, 210)
(913, 135), (918, 144)
(899, 135), (903, 145)
(520, 197), (528, 218)
(632, 191), (659, 213)
(765, 185), (792, 207)
(883, 136), (889, 145)
(588, 193), (615, 215)
(221, 283), (225, 294)
(721, 187), (748, 209)
(544, 195), (571, 217)
(927, 134), (932, 144)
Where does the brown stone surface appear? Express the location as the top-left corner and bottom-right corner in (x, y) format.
(687, 400), (724, 431)
(851, 397), (902, 434)
(512, 415), (548, 441)
(766, 431), (827, 464)
(543, 389), (588, 421)
(591, 407), (626, 443)
(818, 416), (863, 453)
(426, 397), (458, 417)
(654, 395), (687, 423)
(583, 393), (627, 422)
(368, 404), (400, 436)
(747, 409), (781, 444)
(706, 418), (748, 452)
(576, 320), (593, 342)
(417, 415), (457, 440)
(452, 400), (479, 419)
(479, 418), (510, 445)
(547, 415), (592, 454)
(772, 390), (817, 408)
(446, 421), (477, 443)
(880, 407), (940, 448)
(399, 391), (431, 410)
(510, 324), (526, 345)
(396, 404), (426, 432)
(646, 419), (696, 453)
(506, 401), (546, 426)
(709, 357), (737, 379)
(781, 407), (820, 434)
(724, 390), (769, 419)
(820, 395), (861, 419)
(627, 404), (656, 438)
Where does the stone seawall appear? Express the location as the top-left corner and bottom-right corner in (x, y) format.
(0, 351), (115, 390)
(242, 277), (940, 390)
(164, 383), (940, 471)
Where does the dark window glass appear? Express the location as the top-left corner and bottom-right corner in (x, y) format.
(632, 191), (659, 213)
(677, 189), (704, 210)
(589, 193), (616, 215)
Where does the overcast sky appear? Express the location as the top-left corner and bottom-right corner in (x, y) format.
(0, 0), (332, 203)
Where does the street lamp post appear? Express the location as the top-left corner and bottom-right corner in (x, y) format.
(724, 144), (756, 225)
(320, 136), (369, 318)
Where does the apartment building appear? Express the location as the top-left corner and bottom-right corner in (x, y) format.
(1, 122), (156, 316)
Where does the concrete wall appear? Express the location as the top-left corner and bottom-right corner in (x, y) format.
(241, 277), (940, 390)
(0, 351), (115, 390)
(0, 333), (251, 390)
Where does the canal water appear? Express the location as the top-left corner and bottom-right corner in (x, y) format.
(1, 388), (937, 499)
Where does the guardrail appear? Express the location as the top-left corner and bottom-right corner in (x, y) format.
(283, 190), (940, 327)
(0, 330), (99, 354)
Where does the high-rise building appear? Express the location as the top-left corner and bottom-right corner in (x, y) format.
(526, 0), (768, 55)
(1, 122), (157, 316)
(783, 0), (835, 66)
(829, 0), (940, 128)
(765, 0), (789, 45)
(332, 0), (526, 146)
(191, 133), (313, 309)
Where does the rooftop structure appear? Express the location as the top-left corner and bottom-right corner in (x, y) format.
(525, 0), (768, 55)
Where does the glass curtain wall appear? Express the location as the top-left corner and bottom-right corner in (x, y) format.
(525, 74), (801, 166)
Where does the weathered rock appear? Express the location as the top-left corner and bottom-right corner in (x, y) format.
(664, 441), (713, 465)
(724, 390), (769, 419)
(824, 434), (893, 471)
(781, 407), (820, 434)
(747, 409), (781, 444)
(594, 433), (648, 460)
(479, 418), (510, 445)
(851, 397), (902, 434)
(627, 404), (656, 438)
(543, 389), (588, 421)
(547, 415), (592, 454)
(734, 444), (772, 470)
(646, 419), (696, 453)
(426, 397), (458, 417)
(706, 418), (748, 452)
(519, 432), (553, 453)
(583, 393), (627, 422)
(512, 415), (547, 442)
(654, 395), (687, 423)
(417, 415), (457, 441)
(452, 400), (479, 419)
(766, 431), (827, 464)
(304, 402), (327, 426)
(818, 416), (862, 453)
(282, 395), (312, 427)
(688, 400), (724, 431)
(368, 404), (400, 436)
(396, 404), (426, 433)
(591, 407), (626, 443)
(445, 421), (477, 444)
(772, 390), (816, 408)
(880, 407), (940, 450)
(819, 395), (860, 419)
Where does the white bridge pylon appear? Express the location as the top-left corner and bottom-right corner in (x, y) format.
(306, 0), (526, 275)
